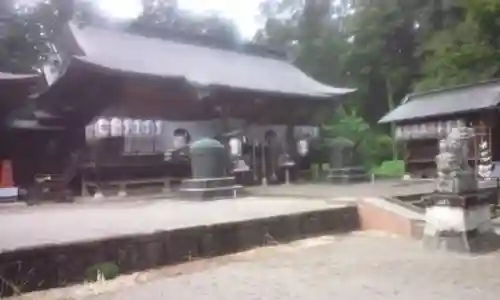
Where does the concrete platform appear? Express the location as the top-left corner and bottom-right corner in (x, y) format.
(248, 180), (435, 199)
(0, 197), (358, 296)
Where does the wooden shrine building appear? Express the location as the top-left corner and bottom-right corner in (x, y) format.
(4, 22), (354, 199)
(379, 80), (500, 178)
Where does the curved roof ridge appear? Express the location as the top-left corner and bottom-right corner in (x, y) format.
(66, 22), (355, 98)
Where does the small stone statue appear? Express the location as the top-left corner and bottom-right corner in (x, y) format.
(435, 125), (475, 194)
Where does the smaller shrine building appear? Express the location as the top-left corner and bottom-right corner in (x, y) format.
(379, 79), (500, 178)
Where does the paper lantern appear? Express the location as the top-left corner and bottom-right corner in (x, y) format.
(419, 123), (427, 138)
(154, 120), (163, 136)
(123, 119), (133, 136)
(401, 125), (409, 140)
(446, 120), (454, 135)
(394, 126), (403, 140)
(141, 120), (154, 136)
(410, 124), (419, 138)
(132, 119), (142, 136)
(85, 123), (95, 140)
(110, 118), (123, 137)
(427, 122), (437, 138)
(297, 139), (309, 156)
(94, 118), (110, 138)
(229, 137), (242, 156)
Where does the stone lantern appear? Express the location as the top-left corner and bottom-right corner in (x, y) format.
(179, 138), (242, 200)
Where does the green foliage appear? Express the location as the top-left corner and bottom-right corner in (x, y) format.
(321, 108), (369, 143)
(415, 19), (500, 91)
(320, 107), (395, 168)
(85, 262), (120, 282)
(371, 160), (405, 178)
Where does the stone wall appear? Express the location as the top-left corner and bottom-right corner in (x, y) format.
(0, 206), (358, 297)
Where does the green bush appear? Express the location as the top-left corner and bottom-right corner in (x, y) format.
(86, 262), (120, 282)
(371, 160), (405, 178)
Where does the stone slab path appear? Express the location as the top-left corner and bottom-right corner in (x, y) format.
(13, 231), (500, 300)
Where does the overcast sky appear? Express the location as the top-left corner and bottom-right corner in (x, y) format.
(13, 0), (265, 40)
(97, 0), (265, 40)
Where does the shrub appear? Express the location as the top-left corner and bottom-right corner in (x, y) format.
(371, 160), (405, 178)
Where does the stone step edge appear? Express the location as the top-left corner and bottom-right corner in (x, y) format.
(357, 197), (425, 240)
(0, 206), (358, 297)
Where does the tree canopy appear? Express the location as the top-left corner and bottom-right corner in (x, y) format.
(2, 0), (500, 126)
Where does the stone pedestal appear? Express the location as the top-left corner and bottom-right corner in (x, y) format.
(423, 170), (494, 253)
(422, 192), (493, 252)
(179, 177), (243, 200)
(422, 127), (497, 253)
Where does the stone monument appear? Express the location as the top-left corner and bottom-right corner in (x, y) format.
(422, 125), (494, 252)
(178, 138), (243, 200)
(327, 137), (368, 183)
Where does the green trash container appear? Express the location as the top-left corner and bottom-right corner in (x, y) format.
(189, 138), (229, 179)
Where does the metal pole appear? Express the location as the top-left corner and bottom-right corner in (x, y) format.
(252, 141), (258, 182)
(261, 143), (268, 186)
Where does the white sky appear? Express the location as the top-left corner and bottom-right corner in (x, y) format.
(97, 0), (264, 40)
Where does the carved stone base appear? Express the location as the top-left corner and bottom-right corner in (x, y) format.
(423, 229), (499, 253)
(423, 204), (495, 253)
(178, 177), (244, 201)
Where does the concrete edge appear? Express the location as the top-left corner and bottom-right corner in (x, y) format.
(0, 206), (359, 297)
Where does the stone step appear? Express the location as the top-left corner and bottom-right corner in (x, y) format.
(178, 185), (244, 200)
(181, 177), (235, 190)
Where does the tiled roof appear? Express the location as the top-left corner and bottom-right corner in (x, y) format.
(379, 80), (500, 123)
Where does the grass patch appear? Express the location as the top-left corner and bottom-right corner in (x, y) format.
(371, 160), (405, 178)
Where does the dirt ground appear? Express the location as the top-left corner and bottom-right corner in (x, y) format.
(13, 231), (500, 300)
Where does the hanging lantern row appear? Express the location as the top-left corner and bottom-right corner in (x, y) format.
(394, 119), (465, 141)
(86, 118), (163, 139)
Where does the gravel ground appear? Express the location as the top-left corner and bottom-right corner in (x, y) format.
(14, 231), (500, 300)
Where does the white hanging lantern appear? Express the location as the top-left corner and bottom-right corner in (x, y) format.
(173, 129), (189, 149)
(400, 125), (408, 140)
(85, 123), (95, 140)
(229, 137), (242, 156)
(123, 119), (133, 136)
(419, 123), (427, 139)
(437, 121), (445, 137)
(446, 120), (453, 134)
(394, 126), (403, 140)
(410, 124), (418, 139)
(297, 139), (309, 156)
(94, 118), (110, 138)
(427, 122), (437, 138)
(154, 120), (163, 136)
(141, 120), (153, 136)
(132, 119), (142, 136)
(110, 118), (123, 137)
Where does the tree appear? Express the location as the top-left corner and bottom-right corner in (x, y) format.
(128, 0), (241, 49)
(0, 0), (72, 73)
(415, 0), (500, 90)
